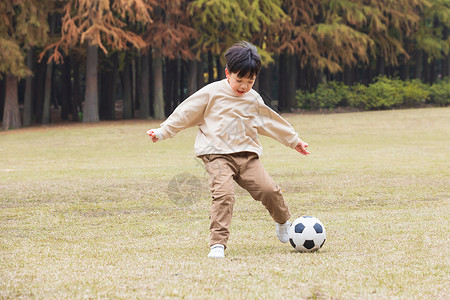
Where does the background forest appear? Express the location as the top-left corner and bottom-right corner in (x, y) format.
(1, 0), (449, 130)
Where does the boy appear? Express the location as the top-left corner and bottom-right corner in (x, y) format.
(147, 41), (310, 258)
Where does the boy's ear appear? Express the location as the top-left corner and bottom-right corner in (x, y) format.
(225, 68), (230, 79)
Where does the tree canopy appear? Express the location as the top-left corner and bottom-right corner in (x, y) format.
(0, 0), (49, 78)
(0, 0), (449, 129)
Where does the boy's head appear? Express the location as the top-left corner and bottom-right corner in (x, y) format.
(224, 41), (261, 96)
(225, 41), (261, 79)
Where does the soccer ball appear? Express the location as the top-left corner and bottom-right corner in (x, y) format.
(288, 216), (326, 252)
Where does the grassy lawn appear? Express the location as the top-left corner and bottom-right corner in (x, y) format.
(1, 107), (449, 298)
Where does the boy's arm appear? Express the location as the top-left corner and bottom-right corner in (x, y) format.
(147, 88), (209, 142)
(256, 101), (310, 155)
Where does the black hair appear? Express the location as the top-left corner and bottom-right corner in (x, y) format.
(224, 41), (261, 79)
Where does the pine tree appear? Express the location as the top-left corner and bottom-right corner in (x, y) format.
(361, 0), (426, 70)
(189, 0), (285, 64)
(413, 0), (450, 80)
(272, 0), (431, 101)
(0, 0), (49, 130)
(40, 0), (154, 122)
(142, 0), (197, 119)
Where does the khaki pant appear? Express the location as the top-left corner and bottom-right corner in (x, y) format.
(200, 152), (291, 248)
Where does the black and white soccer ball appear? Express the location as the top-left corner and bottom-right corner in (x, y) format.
(288, 216), (326, 252)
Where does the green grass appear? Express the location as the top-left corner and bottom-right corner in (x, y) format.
(1, 107), (449, 299)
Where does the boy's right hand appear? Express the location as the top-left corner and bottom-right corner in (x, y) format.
(147, 130), (158, 143)
(295, 140), (310, 155)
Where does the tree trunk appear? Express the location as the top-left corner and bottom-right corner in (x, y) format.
(100, 53), (117, 120)
(134, 55), (141, 112)
(72, 60), (81, 121)
(153, 51), (165, 120)
(187, 59), (197, 96)
(366, 60), (374, 84)
(180, 59), (186, 102)
(297, 65), (308, 90)
(140, 52), (150, 119)
(207, 51), (214, 83)
(196, 57), (205, 90)
(429, 59), (437, 83)
(42, 57), (53, 124)
(42, 15), (56, 125)
(278, 54), (287, 110)
(444, 54), (450, 78)
(149, 55), (154, 117)
(253, 76), (259, 91)
(317, 69), (327, 85)
(2, 73), (21, 130)
(0, 78), (4, 120)
(258, 64), (276, 109)
(164, 59), (177, 114)
(344, 65), (352, 86)
(34, 59), (46, 123)
(61, 55), (72, 121)
(286, 55), (297, 109)
(376, 55), (385, 76)
(414, 49), (423, 80)
(401, 60), (410, 80)
(216, 55), (224, 79)
(83, 44), (99, 122)
(100, 69), (116, 120)
(23, 48), (34, 126)
(122, 58), (133, 119)
(278, 53), (297, 111)
(443, 26), (450, 78)
(423, 52), (430, 83)
(171, 58), (180, 108)
(258, 65), (270, 95)
(52, 66), (60, 109)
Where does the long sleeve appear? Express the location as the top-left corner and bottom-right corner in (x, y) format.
(155, 79), (302, 157)
(158, 86), (210, 139)
(255, 101), (301, 149)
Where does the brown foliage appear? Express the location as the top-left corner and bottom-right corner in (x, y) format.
(142, 0), (197, 60)
(40, 0), (155, 63)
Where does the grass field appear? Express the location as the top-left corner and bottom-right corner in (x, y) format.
(1, 107), (449, 299)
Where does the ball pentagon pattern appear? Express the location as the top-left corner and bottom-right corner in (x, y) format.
(288, 216), (326, 252)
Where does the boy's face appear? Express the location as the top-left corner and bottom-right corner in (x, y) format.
(225, 69), (256, 97)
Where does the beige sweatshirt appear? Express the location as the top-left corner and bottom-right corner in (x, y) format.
(156, 79), (301, 157)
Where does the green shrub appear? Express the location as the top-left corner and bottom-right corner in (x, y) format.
(296, 90), (313, 109)
(297, 76), (437, 111)
(296, 81), (350, 110)
(428, 77), (450, 106)
(400, 79), (430, 107)
(347, 82), (369, 109)
(363, 76), (405, 109)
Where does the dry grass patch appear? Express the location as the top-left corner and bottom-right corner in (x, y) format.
(1, 108), (449, 298)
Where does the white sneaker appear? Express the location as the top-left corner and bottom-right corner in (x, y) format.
(276, 221), (291, 243)
(208, 244), (225, 258)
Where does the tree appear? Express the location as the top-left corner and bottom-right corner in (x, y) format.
(40, 0), (154, 122)
(143, 0), (197, 119)
(188, 0), (286, 109)
(189, 0), (285, 64)
(0, 0), (49, 130)
(23, 48), (34, 126)
(271, 0), (373, 108)
(413, 0), (450, 80)
(42, 14), (57, 125)
(270, 0), (433, 107)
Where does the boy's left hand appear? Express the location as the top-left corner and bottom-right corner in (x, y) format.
(147, 130), (158, 143)
(295, 141), (310, 155)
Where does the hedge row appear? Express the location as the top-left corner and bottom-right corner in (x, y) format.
(296, 76), (450, 110)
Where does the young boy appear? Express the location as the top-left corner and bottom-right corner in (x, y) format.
(147, 41), (310, 258)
